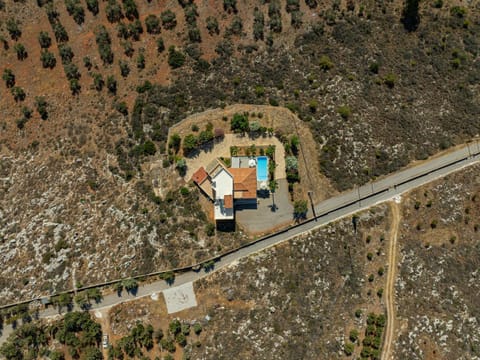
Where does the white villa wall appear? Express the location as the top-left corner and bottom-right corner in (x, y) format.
(212, 168), (234, 220)
(212, 168), (233, 200)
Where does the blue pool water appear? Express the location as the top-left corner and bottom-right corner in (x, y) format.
(257, 156), (268, 181)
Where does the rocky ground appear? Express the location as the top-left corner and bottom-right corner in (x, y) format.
(394, 163), (480, 360)
(0, 150), (248, 305)
(187, 205), (391, 359)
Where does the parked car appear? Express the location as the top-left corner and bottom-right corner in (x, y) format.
(102, 334), (109, 349)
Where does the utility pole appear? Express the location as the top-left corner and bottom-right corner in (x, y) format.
(308, 191), (317, 220)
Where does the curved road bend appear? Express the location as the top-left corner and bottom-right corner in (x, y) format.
(1, 141), (479, 343)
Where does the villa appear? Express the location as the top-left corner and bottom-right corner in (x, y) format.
(192, 155), (269, 223)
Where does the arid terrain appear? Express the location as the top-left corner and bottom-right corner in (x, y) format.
(0, 0), (480, 352)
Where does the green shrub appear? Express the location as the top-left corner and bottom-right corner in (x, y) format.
(349, 329), (359, 342)
(168, 46), (186, 69)
(106, 0), (123, 23)
(253, 7), (264, 40)
(11, 86), (26, 102)
(367, 252), (373, 261)
(40, 51), (57, 69)
(38, 31), (52, 48)
(183, 134), (198, 154)
(161, 10), (177, 29)
(206, 16), (219, 35)
(450, 6), (466, 18)
(106, 75), (117, 94)
(122, 0), (138, 20)
(14, 43), (27, 60)
(205, 223), (215, 237)
(344, 342), (354, 356)
(319, 55), (333, 71)
(6, 18), (21, 40)
(53, 23), (69, 43)
(156, 37), (165, 53)
(115, 101), (128, 115)
(35, 96), (48, 119)
(145, 14), (160, 34)
(369, 62), (379, 74)
(383, 73), (396, 88)
(231, 113), (249, 132)
(95, 25), (113, 64)
(2, 69), (15, 88)
(377, 267), (384, 276)
(119, 60), (130, 77)
(337, 105), (351, 119)
(86, 0), (99, 14)
(193, 322), (202, 335)
(293, 200), (308, 219)
(377, 288), (383, 298)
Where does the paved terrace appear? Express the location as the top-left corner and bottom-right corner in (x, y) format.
(183, 134), (286, 181)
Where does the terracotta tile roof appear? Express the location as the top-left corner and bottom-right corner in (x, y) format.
(224, 195), (233, 209)
(192, 167), (208, 184)
(229, 167), (257, 199)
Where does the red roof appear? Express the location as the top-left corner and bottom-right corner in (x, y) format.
(224, 195), (233, 209)
(192, 167), (208, 184)
(229, 168), (257, 199)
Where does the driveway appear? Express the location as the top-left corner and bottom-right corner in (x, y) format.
(235, 179), (293, 234)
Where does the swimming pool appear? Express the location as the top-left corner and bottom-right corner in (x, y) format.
(257, 156), (268, 181)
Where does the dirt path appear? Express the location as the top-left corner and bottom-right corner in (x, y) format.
(382, 200), (401, 360)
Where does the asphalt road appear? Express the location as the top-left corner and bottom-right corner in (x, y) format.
(1, 140), (479, 344)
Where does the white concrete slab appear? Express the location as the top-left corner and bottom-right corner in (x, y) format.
(163, 282), (197, 314)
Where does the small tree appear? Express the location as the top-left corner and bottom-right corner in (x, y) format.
(168, 46), (185, 69)
(115, 101), (128, 115)
(86, 0), (99, 15)
(169, 319), (181, 335)
(231, 113), (249, 133)
(206, 16), (219, 35)
(107, 75), (117, 94)
(285, 156), (298, 171)
(2, 69), (15, 88)
(182, 134), (197, 154)
(6, 18), (21, 40)
(14, 43), (27, 60)
(319, 55), (333, 71)
(40, 51), (56, 69)
(349, 329), (359, 342)
(344, 342), (354, 356)
(122, 278), (138, 294)
(145, 14), (161, 34)
(119, 60), (130, 77)
(337, 105), (351, 119)
(293, 200), (308, 220)
(11, 86), (26, 102)
(161, 10), (177, 29)
(205, 223), (215, 236)
(35, 96), (48, 119)
(38, 31), (52, 48)
(156, 37), (165, 53)
(106, 0), (123, 23)
(176, 158), (187, 176)
(87, 288), (103, 303)
(193, 322), (202, 335)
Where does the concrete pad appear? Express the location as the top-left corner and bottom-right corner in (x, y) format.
(163, 282), (197, 314)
